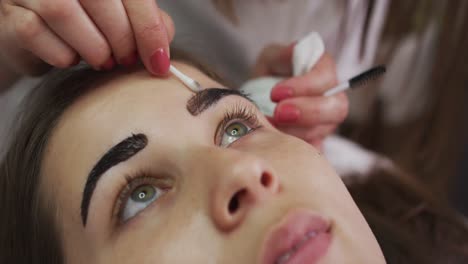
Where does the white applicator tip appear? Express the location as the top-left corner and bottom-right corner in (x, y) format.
(169, 65), (202, 92)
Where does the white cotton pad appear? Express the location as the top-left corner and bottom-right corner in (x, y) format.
(239, 77), (284, 116)
(239, 32), (325, 117)
(293, 32), (325, 76)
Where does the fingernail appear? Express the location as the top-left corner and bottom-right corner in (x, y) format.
(120, 52), (138, 67)
(275, 104), (300, 123)
(101, 57), (115, 71)
(271, 85), (294, 102)
(150, 48), (170, 76)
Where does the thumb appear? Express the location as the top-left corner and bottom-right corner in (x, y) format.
(252, 43), (295, 77)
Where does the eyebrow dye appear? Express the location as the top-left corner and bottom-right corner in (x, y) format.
(81, 133), (148, 226)
(186, 88), (253, 116)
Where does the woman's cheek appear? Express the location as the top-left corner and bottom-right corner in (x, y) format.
(233, 128), (305, 163)
(230, 127), (275, 151)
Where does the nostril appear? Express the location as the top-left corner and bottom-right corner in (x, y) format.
(260, 172), (272, 188)
(228, 189), (246, 214)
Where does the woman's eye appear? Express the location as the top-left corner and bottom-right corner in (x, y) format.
(221, 121), (252, 147)
(121, 184), (163, 222)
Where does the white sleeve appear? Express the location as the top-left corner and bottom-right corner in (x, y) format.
(322, 135), (394, 178)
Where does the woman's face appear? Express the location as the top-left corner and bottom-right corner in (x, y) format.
(41, 62), (384, 263)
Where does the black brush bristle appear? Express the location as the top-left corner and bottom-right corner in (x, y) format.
(349, 65), (386, 89)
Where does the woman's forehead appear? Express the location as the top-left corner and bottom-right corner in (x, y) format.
(40, 62), (224, 198)
(56, 62), (224, 133)
(77, 62), (223, 108)
(48, 62), (223, 151)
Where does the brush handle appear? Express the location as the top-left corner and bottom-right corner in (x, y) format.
(169, 65), (202, 92)
(324, 82), (350, 97)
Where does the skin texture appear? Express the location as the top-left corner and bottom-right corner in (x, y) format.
(40, 62), (384, 263)
(0, 0), (174, 75)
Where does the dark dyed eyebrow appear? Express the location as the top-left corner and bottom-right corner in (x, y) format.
(187, 88), (254, 116)
(80, 89), (251, 225)
(80, 133), (148, 226)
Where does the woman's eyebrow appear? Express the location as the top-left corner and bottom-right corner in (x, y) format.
(187, 88), (254, 116)
(80, 133), (148, 226)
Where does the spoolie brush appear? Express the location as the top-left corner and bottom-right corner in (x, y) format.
(324, 65), (386, 97)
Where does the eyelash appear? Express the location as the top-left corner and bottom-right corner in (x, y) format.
(114, 173), (170, 223)
(215, 103), (262, 145)
(114, 103), (262, 225)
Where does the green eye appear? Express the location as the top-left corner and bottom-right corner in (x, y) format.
(121, 184), (162, 222)
(131, 185), (156, 202)
(221, 122), (251, 147)
(227, 123), (248, 137)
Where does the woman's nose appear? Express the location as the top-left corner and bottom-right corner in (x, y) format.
(208, 151), (279, 232)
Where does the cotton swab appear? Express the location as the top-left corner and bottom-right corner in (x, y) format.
(169, 64), (202, 92)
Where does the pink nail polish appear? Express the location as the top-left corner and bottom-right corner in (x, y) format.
(120, 52), (138, 67)
(150, 48), (170, 76)
(275, 104), (300, 123)
(101, 57), (115, 71)
(271, 86), (294, 102)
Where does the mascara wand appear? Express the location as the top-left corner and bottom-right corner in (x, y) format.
(324, 65), (386, 97)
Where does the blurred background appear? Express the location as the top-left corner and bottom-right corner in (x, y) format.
(338, 1), (468, 215)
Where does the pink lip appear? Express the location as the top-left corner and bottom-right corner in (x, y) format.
(260, 209), (332, 264)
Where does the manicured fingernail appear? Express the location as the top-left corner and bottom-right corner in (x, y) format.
(271, 85), (293, 102)
(275, 104), (300, 123)
(150, 48), (170, 75)
(120, 52), (138, 67)
(101, 57), (115, 71)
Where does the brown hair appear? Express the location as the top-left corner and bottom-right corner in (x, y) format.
(1, 50), (468, 263)
(0, 65), (109, 263)
(347, 168), (468, 263)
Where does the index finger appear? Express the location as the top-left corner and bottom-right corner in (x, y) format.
(122, 0), (171, 76)
(272, 53), (337, 98)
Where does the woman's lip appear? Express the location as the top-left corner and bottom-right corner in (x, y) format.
(260, 209), (332, 264)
